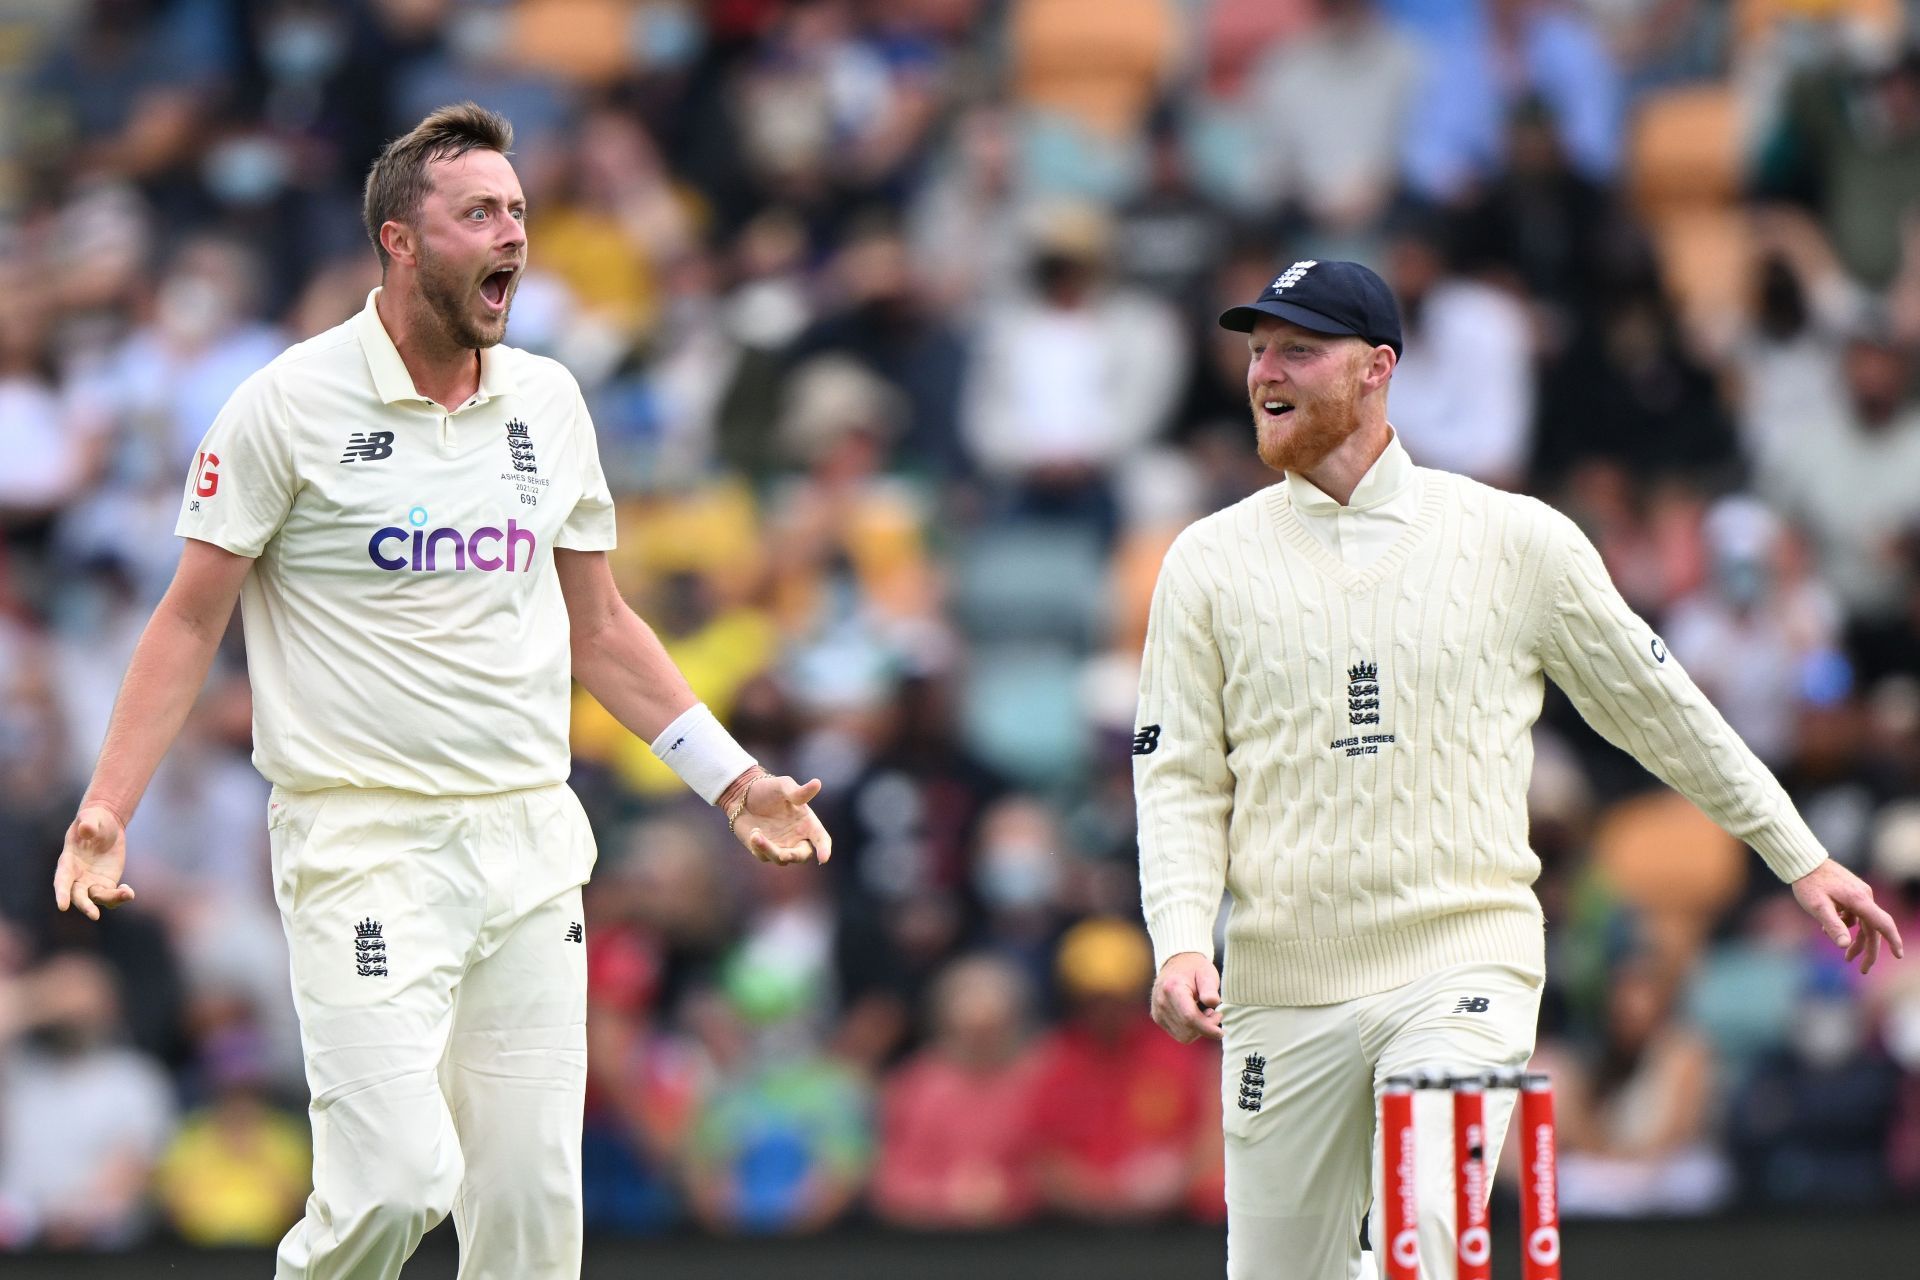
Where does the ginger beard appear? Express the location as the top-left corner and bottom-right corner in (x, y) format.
(415, 234), (517, 351)
(1250, 350), (1366, 474)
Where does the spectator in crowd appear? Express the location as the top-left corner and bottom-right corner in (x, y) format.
(1761, 319), (1920, 622)
(1533, 274), (1741, 488)
(579, 869), (705, 1236)
(1756, 45), (1920, 287)
(1237, 0), (1422, 238)
(961, 203), (1185, 535)
(1665, 497), (1844, 768)
(1400, 0), (1624, 202)
(152, 1024), (310, 1246)
(1538, 954), (1730, 1216)
(871, 953), (1042, 1228)
(681, 954), (873, 1235)
(1729, 964), (1901, 1206)
(1381, 211), (1535, 487)
(1025, 918), (1215, 1222)
(0, 951), (176, 1248)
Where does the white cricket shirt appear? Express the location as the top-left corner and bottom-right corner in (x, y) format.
(176, 289), (617, 795)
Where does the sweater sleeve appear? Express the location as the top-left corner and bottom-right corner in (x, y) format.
(1134, 538), (1233, 971)
(1537, 513), (1828, 883)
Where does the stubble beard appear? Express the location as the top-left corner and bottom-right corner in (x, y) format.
(1253, 378), (1362, 475)
(416, 243), (509, 350)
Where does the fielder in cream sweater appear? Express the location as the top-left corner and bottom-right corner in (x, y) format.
(1134, 261), (1903, 1280)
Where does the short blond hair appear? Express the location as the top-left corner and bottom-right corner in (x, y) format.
(362, 103), (514, 268)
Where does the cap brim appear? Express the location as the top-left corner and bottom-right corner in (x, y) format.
(1218, 299), (1365, 337)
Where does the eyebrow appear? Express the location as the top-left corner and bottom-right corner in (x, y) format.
(456, 193), (527, 208)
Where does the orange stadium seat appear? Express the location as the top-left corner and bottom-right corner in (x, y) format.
(1628, 85), (1754, 327)
(1649, 206), (1756, 327)
(1628, 84), (1741, 213)
(1592, 790), (1748, 960)
(510, 0), (636, 85)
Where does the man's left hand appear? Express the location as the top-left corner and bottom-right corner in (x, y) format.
(1792, 859), (1905, 974)
(732, 774), (831, 867)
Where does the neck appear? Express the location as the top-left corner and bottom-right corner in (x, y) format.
(376, 284), (481, 412)
(1298, 417), (1393, 506)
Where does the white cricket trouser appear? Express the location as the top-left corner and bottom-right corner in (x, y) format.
(266, 783), (597, 1280)
(1221, 961), (1543, 1280)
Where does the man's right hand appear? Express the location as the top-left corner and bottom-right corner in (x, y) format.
(1150, 951), (1222, 1043)
(53, 805), (135, 921)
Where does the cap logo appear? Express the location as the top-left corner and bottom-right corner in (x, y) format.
(1270, 260), (1318, 292)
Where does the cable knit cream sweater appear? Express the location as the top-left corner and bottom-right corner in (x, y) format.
(1134, 465), (1830, 1007)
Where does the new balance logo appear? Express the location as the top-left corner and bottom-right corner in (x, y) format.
(1453, 996), (1490, 1014)
(354, 918), (388, 977)
(1237, 1053), (1267, 1112)
(1269, 260), (1318, 292)
(506, 418), (537, 474)
(1132, 724), (1162, 756)
(565, 922), (584, 944)
(341, 431), (396, 463)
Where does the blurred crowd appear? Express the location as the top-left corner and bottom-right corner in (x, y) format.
(3, 0), (1920, 1252)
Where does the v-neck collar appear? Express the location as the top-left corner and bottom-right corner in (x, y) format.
(1267, 468), (1444, 593)
(1283, 430), (1415, 514)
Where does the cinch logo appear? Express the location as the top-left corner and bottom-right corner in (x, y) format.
(368, 506), (536, 572)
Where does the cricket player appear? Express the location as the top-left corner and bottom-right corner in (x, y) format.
(51, 103), (831, 1279)
(1133, 260), (1904, 1278)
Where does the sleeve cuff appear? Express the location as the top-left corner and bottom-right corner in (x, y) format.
(1146, 902), (1220, 974)
(1751, 819), (1831, 884)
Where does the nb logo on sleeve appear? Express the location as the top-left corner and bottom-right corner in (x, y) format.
(341, 431), (396, 463)
(1132, 725), (1162, 756)
(1452, 996), (1490, 1014)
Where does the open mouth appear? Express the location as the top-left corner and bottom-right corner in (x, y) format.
(1261, 398), (1295, 419)
(479, 267), (515, 312)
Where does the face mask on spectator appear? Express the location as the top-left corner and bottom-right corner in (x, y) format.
(262, 12), (345, 82)
(156, 274), (230, 347)
(975, 844), (1058, 911)
(202, 136), (291, 208)
(1885, 999), (1920, 1071)
(1789, 997), (1865, 1070)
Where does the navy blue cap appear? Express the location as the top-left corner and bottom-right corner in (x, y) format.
(1218, 259), (1403, 356)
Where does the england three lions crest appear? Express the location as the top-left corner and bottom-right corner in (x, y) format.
(505, 418), (537, 474)
(1329, 659), (1395, 757)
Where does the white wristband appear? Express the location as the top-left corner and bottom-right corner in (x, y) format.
(649, 703), (758, 805)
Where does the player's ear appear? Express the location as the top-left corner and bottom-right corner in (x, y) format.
(379, 219), (417, 269)
(1364, 343), (1396, 390)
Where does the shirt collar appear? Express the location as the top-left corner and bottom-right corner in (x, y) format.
(354, 287), (518, 409)
(1284, 428), (1415, 513)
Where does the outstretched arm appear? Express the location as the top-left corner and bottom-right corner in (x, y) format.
(56, 538), (253, 919)
(1537, 514), (1902, 972)
(557, 548), (829, 866)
